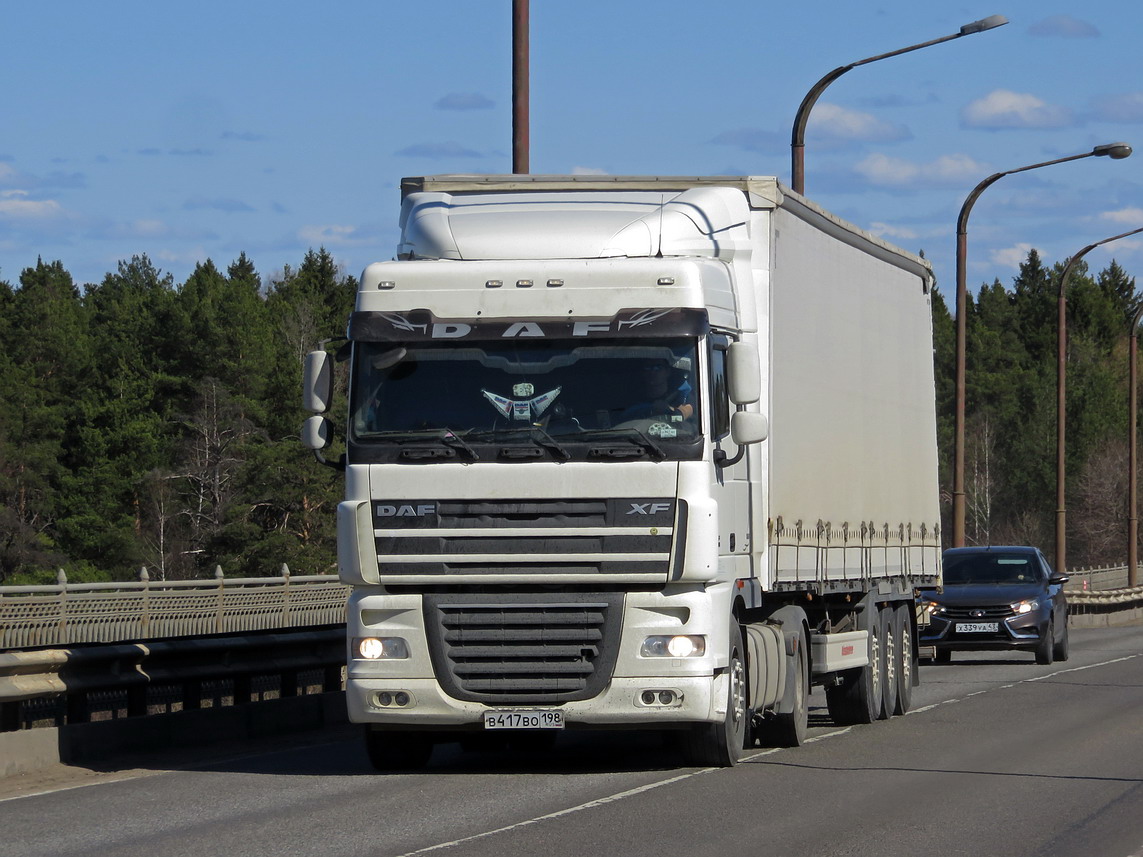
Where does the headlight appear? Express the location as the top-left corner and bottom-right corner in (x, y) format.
(1011, 600), (1036, 615)
(921, 601), (944, 616)
(641, 635), (706, 658)
(355, 637), (410, 659)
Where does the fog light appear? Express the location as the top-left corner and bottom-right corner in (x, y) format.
(657, 691), (675, 704)
(395, 692), (410, 707)
(641, 691), (656, 705)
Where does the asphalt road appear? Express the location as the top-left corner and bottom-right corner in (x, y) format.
(4, 625), (1143, 857)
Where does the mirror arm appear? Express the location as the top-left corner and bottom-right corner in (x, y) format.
(312, 449), (347, 472)
(714, 444), (746, 469)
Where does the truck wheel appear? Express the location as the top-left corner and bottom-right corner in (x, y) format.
(825, 602), (881, 725)
(892, 603), (914, 715)
(757, 628), (808, 747)
(684, 625), (748, 767)
(365, 726), (434, 771)
(1035, 618), (1055, 665)
(878, 605), (896, 720)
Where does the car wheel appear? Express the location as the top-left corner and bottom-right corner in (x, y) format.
(1053, 614), (1070, 662)
(1035, 618), (1055, 665)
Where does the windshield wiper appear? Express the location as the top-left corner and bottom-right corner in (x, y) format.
(574, 428), (667, 461)
(469, 426), (571, 461)
(377, 429), (480, 461)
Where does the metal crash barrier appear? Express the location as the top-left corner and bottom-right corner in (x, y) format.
(0, 629), (344, 732)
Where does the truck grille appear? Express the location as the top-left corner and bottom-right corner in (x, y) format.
(373, 498), (680, 583)
(422, 591), (624, 704)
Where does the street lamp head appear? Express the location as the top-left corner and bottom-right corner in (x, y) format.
(960, 15), (1008, 35)
(1093, 142), (1133, 159)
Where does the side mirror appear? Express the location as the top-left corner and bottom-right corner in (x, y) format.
(303, 350), (333, 413)
(731, 411), (768, 445)
(1049, 573), (1069, 585)
(727, 341), (760, 405)
(302, 415), (332, 451)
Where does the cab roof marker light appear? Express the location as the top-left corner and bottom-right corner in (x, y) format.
(485, 280), (503, 288)
(516, 279), (534, 288)
(377, 281), (396, 290)
(546, 279), (564, 288)
(658, 277), (675, 286)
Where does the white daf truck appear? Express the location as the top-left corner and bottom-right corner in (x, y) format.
(302, 175), (942, 769)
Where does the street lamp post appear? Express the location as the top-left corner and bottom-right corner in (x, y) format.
(1130, 304), (1143, 587)
(1056, 225), (1143, 576)
(952, 143), (1133, 548)
(790, 15), (1006, 195)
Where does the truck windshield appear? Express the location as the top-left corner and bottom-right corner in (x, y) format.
(349, 338), (702, 460)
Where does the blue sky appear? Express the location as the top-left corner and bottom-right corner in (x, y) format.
(3, 1), (1143, 302)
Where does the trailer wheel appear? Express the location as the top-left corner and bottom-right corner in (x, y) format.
(825, 601), (882, 725)
(878, 605), (896, 720)
(365, 727), (434, 772)
(892, 603), (914, 715)
(684, 625), (748, 767)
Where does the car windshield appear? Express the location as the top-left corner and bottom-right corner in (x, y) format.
(349, 337), (702, 458)
(943, 554), (1044, 585)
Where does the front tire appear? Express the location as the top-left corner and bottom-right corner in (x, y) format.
(1035, 618), (1055, 665)
(1053, 614), (1070, 662)
(684, 625), (748, 767)
(757, 627), (808, 748)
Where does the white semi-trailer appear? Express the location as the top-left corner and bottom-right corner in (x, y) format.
(302, 175), (942, 769)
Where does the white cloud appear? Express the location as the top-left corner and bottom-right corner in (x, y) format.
(854, 153), (990, 188)
(1101, 207), (1143, 227)
(298, 224), (371, 246)
(0, 190), (63, 220)
(868, 222), (919, 241)
(1028, 15), (1100, 38)
(961, 90), (1074, 130)
(990, 243), (1035, 269)
(809, 103), (911, 144)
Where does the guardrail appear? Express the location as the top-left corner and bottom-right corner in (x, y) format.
(1063, 564), (1139, 592)
(0, 566), (349, 649)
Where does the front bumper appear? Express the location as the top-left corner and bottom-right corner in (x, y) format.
(346, 673), (724, 729)
(918, 609), (1048, 652)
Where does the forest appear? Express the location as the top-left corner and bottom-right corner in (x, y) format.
(0, 247), (1138, 583)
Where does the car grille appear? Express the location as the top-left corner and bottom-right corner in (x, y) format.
(422, 591), (624, 705)
(942, 605), (1015, 620)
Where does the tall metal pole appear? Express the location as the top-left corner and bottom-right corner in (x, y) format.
(952, 143), (1132, 548)
(1055, 224), (1143, 574)
(1131, 306), (1143, 586)
(512, 0), (529, 174)
(790, 15), (1006, 195)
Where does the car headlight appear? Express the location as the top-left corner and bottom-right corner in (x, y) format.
(354, 637), (410, 659)
(921, 600), (944, 616)
(1011, 600), (1037, 615)
(641, 635), (706, 658)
